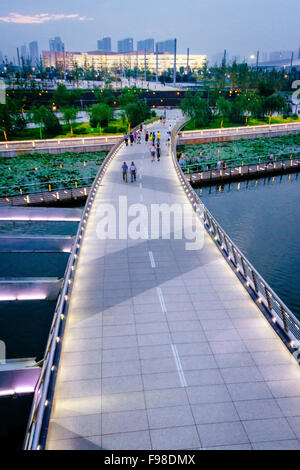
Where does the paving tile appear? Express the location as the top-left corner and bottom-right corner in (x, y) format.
(145, 388), (189, 409)
(186, 384), (232, 405)
(235, 399), (284, 420)
(228, 382), (273, 401)
(101, 360), (141, 378)
(141, 357), (178, 374)
(243, 418), (296, 443)
(137, 332), (172, 346)
(220, 366), (264, 384)
(286, 417), (300, 438)
(252, 440), (300, 450)
(214, 352), (255, 368)
(197, 422), (249, 447)
(276, 397), (300, 417)
(150, 426), (201, 450)
(185, 369), (224, 387)
(142, 372), (182, 390)
(147, 405), (195, 429)
(192, 402), (239, 424)
(102, 410), (149, 435)
(102, 347), (140, 363)
(102, 431), (152, 450)
(101, 391), (146, 413)
(47, 414), (102, 441)
(180, 354), (218, 371)
(47, 435), (102, 450)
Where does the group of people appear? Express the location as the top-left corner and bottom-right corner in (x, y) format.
(121, 161), (137, 183)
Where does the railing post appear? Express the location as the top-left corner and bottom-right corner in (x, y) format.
(264, 285), (272, 311)
(280, 305), (289, 332)
(251, 269), (259, 293)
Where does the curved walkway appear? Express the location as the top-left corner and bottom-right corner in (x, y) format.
(46, 113), (300, 450)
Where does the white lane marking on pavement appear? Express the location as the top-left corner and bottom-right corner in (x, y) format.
(139, 173), (142, 180)
(171, 344), (188, 388)
(156, 287), (166, 312)
(148, 251), (156, 268)
(139, 183), (142, 189)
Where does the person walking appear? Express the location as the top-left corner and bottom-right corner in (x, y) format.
(121, 162), (128, 182)
(145, 130), (149, 143)
(157, 131), (161, 145)
(156, 142), (161, 161)
(222, 161), (226, 170)
(149, 132), (153, 144)
(152, 131), (156, 145)
(124, 133), (129, 146)
(129, 132), (134, 146)
(130, 161), (137, 182)
(150, 143), (156, 162)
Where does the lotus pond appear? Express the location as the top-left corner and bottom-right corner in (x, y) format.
(177, 133), (300, 173)
(0, 150), (108, 196)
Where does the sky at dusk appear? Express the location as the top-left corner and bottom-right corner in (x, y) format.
(0, 0), (299, 62)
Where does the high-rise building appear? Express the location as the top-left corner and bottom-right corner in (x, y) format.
(20, 44), (27, 61)
(97, 37), (112, 52)
(117, 38), (134, 53)
(156, 39), (175, 54)
(49, 37), (64, 52)
(29, 41), (39, 66)
(137, 39), (154, 53)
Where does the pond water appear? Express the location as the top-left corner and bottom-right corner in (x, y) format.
(195, 172), (300, 318)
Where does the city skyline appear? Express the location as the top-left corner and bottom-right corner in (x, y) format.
(0, 0), (299, 62)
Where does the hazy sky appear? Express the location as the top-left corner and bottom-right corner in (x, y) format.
(0, 0), (299, 61)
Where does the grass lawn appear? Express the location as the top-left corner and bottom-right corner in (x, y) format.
(1, 118), (127, 142)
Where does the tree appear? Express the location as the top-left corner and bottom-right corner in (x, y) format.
(263, 94), (288, 124)
(95, 87), (115, 106)
(123, 100), (150, 129)
(181, 91), (212, 128)
(89, 103), (113, 135)
(28, 106), (46, 139)
(62, 107), (78, 136)
(29, 106), (61, 138)
(216, 97), (232, 127)
(54, 83), (82, 108)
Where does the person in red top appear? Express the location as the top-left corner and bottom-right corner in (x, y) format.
(222, 161), (226, 170)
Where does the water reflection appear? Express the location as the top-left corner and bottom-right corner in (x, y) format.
(195, 172), (300, 317)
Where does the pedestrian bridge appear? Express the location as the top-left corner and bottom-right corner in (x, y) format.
(25, 112), (300, 450)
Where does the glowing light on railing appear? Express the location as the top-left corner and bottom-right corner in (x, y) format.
(257, 297), (262, 303)
(0, 295), (16, 301)
(45, 400), (49, 407)
(17, 294), (47, 301)
(56, 336), (60, 343)
(272, 317), (277, 324)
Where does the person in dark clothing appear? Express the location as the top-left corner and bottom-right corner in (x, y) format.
(124, 133), (129, 146)
(145, 131), (149, 143)
(156, 143), (161, 161)
(129, 133), (134, 146)
(121, 162), (128, 182)
(130, 161), (137, 182)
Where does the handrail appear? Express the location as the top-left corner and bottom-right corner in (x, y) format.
(172, 119), (300, 357)
(23, 117), (159, 450)
(178, 121), (300, 139)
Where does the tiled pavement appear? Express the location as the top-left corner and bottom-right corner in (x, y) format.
(46, 113), (300, 450)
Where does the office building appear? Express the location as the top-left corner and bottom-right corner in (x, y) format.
(29, 41), (39, 66)
(43, 50), (206, 74)
(49, 37), (64, 53)
(156, 39), (175, 54)
(117, 38), (134, 53)
(137, 39), (154, 53)
(97, 37), (111, 52)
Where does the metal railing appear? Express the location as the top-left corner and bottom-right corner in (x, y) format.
(172, 119), (300, 355)
(0, 177), (96, 198)
(23, 117), (159, 451)
(179, 153), (300, 175)
(178, 121), (300, 140)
